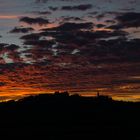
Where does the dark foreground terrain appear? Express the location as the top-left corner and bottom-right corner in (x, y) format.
(0, 92), (140, 139)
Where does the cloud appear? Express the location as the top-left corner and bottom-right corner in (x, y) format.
(10, 27), (34, 33)
(49, 6), (58, 11)
(0, 45), (22, 64)
(0, 38), (140, 100)
(43, 22), (94, 31)
(20, 17), (49, 25)
(96, 24), (106, 28)
(0, 0), (140, 101)
(0, 43), (20, 52)
(20, 33), (41, 41)
(22, 39), (54, 46)
(60, 16), (83, 22)
(105, 20), (116, 24)
(5, 44), (20, 51)
(0, 43), (7, 51)
(19, 27), (131, 66)
(116, 12), (140, 28)
(108, 12), (140, 29)
(37, 11), (51, 15)
(88, 11), (98, 15)
(0, 82), (6, 86)
(61, 4), (93, 11)
(51, 30), (126, 45)
(113, 79), (140, 85)
(35, 0), (47, 3)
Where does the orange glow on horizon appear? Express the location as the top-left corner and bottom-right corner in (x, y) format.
(0, 87), (140, 102)
(0, 88), (55, 102)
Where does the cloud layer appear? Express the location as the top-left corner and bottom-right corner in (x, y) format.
(0, 0), (140, 101)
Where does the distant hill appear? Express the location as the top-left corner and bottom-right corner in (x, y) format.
(0, 92), (140, 140)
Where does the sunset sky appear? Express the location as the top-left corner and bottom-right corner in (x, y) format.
(0, 0), (140, 101)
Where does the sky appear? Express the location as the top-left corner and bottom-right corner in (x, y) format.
(0, 0), (140, 101)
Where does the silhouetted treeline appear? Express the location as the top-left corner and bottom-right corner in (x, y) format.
(0, 92), (140, 140)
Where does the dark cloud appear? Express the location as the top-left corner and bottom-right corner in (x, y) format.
(34, 22), (127, 49)
(0, 82), (5, 86)
(113, 79), (140, 85)
(129, 0), (137, 4)
(120, 8), (135, 11)
(116, 12), (140, 28)
(20, 28), (128, 65)
(61, 4), (92, 11)
(43, 22), (94, 31)
(35, 0), (47, 3)
(16, 17), (128, 66)
(0, 44), (22, 63)
(10, 27), (34, 33)
(20, 33), (41, 40)
(90, 39), (140, 63)
(60, 16), (83, 22)
(96, 24), (106, 28)
(96, 13), (106, 20)
(8, 51), (22, 63)
(37, 11), (51, 15)
(88, 11), (98, 15)
(20, 17), (49, 25)
(22, 39), (54, 46)
(0, 44), (20, 52)
(0, 43), (7, 50)
(52, 30), (126, 45)
(49, 6), (58, 11)
(107, 24), (123, 30)
(108, 12), (140, 29)
(105, 20), (116, 24)
(24, 47), (53, 62)
(5, 44), (20, 51)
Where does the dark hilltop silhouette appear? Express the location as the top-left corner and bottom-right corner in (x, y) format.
(0, 91), (140, 139)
